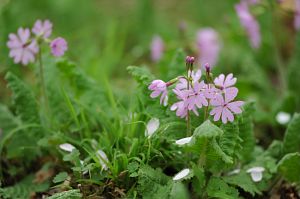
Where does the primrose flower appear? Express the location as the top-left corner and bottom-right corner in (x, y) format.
(97, 150), (109, 171)
(59, 143), (76, 152)
(175, 70), (202, 90)
(295, 0), (300, 30)
(214, 73), (237, 91)
(196, 28), (221, 67)
(7, 28), (39, 65)
(145, 118), (160, 137)
(186, 81), (208, 110)
(50, 37), (68, 57)
(173, 168), (191, 181)
(32, 19), (53, 38)
(175, 136), (192, 146)
(210, 88), (244, 123)
(171, 89), (198, 118)
(235, 0), (261, 48)
(246, 167), (265, 182)
(149, 80), (168, 104)
(150, 35), (164, 62)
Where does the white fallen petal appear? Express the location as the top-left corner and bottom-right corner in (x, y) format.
(175, 137), (192, 145)
(276, 112), (291, 125)
(173, 168), (190, 181)
(227, 169), (241, 176)
(145, 118), (160, 137)
(163, 95), (168, 106)
(97, 150), (109, 171)
(59, 143), (76, 152)
(247, 167), (265, 182)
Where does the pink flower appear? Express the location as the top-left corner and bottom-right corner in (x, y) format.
(171, 89), (198, 118)
(235, 1), (261, 49)
(214, 73), (237, 91)
(50, 37), (68, 57)
(32, 19), (53, 38)
(210, 88), (244, 123)
(196, 28), (221, 67)
(149, 80), (168, 104)
(186, 81), (208, 110)
(150, 35), (164, 62)
(295, 0), (300, 30)
(7, 28), (39, 65)
(176, 70), (202, 90)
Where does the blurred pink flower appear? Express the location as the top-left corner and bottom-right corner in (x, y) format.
(32, 19), (53, 38)
(50, 37), (68, 57)
(235, 1), (261, 49)
(210, 88), (244, 123)
(149, 80), (168, 104)
(196, 28), (221, 67)
(150, 35), (164, 62)
(7, 28), (39, 65)
(295, 0), (300, 30)
(247, 0), (260, 4)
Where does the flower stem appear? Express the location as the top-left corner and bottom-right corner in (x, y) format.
(187, 71), (191, 137)
(38, 49), (49, 123)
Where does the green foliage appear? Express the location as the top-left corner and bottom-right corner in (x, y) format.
(5, 72), (40, 125)
(0, 175), (49, 199)
(46, 189), (82, 199)
(0, 104), (20, 134)
(223, 171), (261, 196)
(237, 102), (255, 161)
(53, 172), (69, 183)
(127, 66), (154, 86)
(283, 113), (300, 154)
(277, 152), (300, 183)
(206, 177), (239, 199)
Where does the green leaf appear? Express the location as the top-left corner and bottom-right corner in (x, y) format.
(237, 102), (255, 161)
(0, 104), (20, 134)
(53, 172), (69, 183)
(46, 189), (82, 199)
(5, 72), (40, 125)
(283, 113), (300, 154)
(223, 171), (261, 196)
(169, 182), (189, 199)
(207, 177), (239, 199)
(127, 66), (154, 86)
(193, 120), (223, 138)
(277, 152), (300, 183)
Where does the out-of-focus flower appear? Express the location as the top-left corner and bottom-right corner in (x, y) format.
(97, 150), (109, 171)
(235, 1), (261, 49)
(150, 35), (164, 62)
(175, 136), (192, 145)
(50, 37), (68, 57)
(295, 0), (300, 30)
(149, 80), (168, 104)
(173, 168), (191, 181)
(196, 28), (221, 67)
(59, 143), (76, 152)
(145, 118), (160, 137)
(247, 0), (260, 4)
(32, 19), (53, 38)
(276, 112), (291, 125)
(246, 167), (265, 182)
(7, 28), (39, 65)
(210, 88), (244, 123)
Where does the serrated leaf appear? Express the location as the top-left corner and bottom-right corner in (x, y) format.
(53, 172), (68, 183)
(193, 120), (223, 138)
(46, 189), (82, 199)
(207, 177), (239, 199)
(223, 171), (261, 196)
(283, 113), (300, 154)
(277, 152), (300, 183)
(127, 66), (154, 86)
(169, 182), (189, 199)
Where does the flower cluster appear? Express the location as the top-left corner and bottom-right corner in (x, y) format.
(7, 19), (68, 65)
(148, 57), (244, 124)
